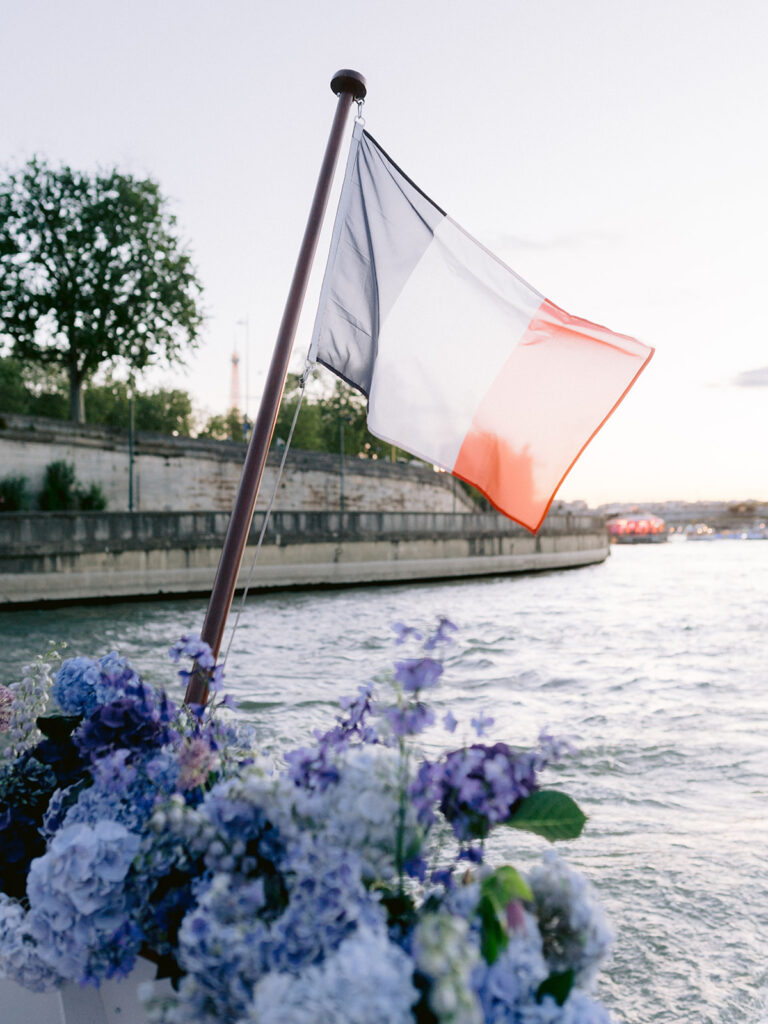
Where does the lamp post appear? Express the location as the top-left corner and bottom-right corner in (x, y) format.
(237, 316), (250, 434)
(127, 383), (135, 512)
(339, 416), (346, 514)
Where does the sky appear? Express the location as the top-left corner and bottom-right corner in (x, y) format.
(1, 0), (766, 506)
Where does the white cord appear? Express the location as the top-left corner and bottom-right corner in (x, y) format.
(220, 367), (312, 669)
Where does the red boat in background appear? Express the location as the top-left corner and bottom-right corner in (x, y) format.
(606, 513), (667, 544)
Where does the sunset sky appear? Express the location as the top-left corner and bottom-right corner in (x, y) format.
(1, 0), (766, 505)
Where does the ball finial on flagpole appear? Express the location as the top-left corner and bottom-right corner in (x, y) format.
(331, 69), (367, 100)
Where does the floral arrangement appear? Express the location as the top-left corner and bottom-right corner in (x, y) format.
(0, 619), (615, 1023)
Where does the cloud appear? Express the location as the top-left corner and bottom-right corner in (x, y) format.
(733, 367), (768, 388)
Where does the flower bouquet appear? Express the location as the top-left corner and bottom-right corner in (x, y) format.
(0, 620), (615, 1023)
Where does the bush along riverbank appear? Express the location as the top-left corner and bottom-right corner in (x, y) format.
(0, 620), (614, 1023)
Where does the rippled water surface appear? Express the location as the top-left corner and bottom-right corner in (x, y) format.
(2, 540), (768, 1024)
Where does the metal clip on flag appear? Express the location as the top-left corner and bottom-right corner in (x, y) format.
(309, 125), (654, 533)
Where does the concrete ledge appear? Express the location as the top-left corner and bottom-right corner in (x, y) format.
(0, 510), (608, 606)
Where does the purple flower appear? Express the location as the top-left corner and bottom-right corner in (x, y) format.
(284, 745), (340, 791)
(338, 683), (374, 727)
(169, 635), (225, 693)
(410, 741), (545, 841)
(430, 867), (454, 888)
(404, 854), (428, 881)
(385, 704), (435, 737)
(394, 658), (443, 693)
(169, 635), (216, 670)
(392, 622), (423, 645)
(538, 728), (576, 761)
(74, 682), (176, 763)
(471, 712), (495, 737)
(442, 711), (458, 733)
(423, 616), (458, 650)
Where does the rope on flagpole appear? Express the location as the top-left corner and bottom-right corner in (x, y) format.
(220, 363), (313, 670)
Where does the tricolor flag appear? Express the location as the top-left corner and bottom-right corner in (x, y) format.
(309, 123), (654, 532)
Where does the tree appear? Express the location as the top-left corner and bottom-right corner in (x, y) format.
(83, 379), (195, 436)
(0, 355), (195, 435)
(0, 158), (203, 423)
(0, 353), (68, 418)
(273, 375), (407, 461)
(197, 408), (246, 442)
(0, 355), (29, 413)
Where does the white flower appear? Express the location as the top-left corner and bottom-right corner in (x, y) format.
(303, 745), (422, 882)
(412, 912), (483, 1024)
(244, 924), (418, 1024)
(1, 655), (54, 762)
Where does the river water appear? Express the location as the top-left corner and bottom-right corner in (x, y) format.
(1, 540), (767, 1024)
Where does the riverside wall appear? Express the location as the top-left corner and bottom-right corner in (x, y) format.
(0, 414), (476, 514)
(0, 509), (609, 607)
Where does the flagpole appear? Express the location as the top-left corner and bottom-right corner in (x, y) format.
(185, 69), (367, 706)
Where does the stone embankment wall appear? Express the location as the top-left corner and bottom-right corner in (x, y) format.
(0, 414), (475, 514)
(0, 509), (609, 607)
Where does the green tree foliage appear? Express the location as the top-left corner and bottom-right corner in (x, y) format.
(0, 355), (194, 435)
(83, 379), (195, 435)
(273, 376), (405, 461)
(197, 408), (247, 442)
(0, 355), (29, 413)
(0, 475), (30, 511)
(272, 375), (483, 508)
(38, 460), (107, 511)
(0, 158), (203, 423)
(0, 354), (68, 418)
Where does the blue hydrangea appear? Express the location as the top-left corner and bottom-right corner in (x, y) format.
(0, 623), (617, 1024)
(52, 656), (102, 716)
(527, 852), (614, 988)
(246, 924), (419, 1024)
(473, 907), (549, 1019)
(174, 872), (274, 1023)
(303, 745), (423, 883)
(265, 835), (385, 972)
(92, 652), (143, 705)
(25, 820), (142, 984)
(52, 652), (143, 717)
(518, 990), (615, 1024)
(0, 894), (63, 992)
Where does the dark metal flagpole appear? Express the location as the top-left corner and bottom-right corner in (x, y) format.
(185, 69), (367, 706)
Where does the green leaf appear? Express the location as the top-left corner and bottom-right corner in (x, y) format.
(536, 968), (575, 1006)
(481, 865), (533, 906)
(506, 790), (587, 841)
(477, 866), (533, 964)
(478, 895), (506, 964)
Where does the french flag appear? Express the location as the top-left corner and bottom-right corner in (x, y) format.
(309, 124), (654, 532)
